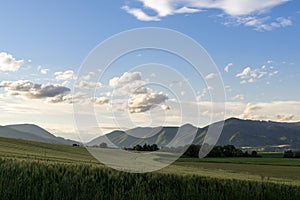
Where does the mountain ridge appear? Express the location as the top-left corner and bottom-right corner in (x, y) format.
(1, 118), (300, 150)
(87, 118), (300, 150)
(0, 124), (80, 145)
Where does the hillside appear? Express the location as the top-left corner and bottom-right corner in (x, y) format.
(87, 124), (205, 148)
(88, 118), (300, 150)
(215, 118), (300, 148)
(1, 118), (300, 149)
(0, 124), (80, 145)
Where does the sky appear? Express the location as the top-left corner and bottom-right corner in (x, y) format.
(0, 0), (300, 142)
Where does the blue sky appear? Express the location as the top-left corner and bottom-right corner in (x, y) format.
(0, 0), (300, 141)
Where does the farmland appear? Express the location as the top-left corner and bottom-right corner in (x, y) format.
(1, 137), (300, 199)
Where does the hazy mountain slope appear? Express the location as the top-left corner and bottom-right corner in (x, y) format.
(209, 118), (300, 148)
(0, 124), (80, 145)
(87, 118), (300, 149)
(87, 124), (203, 147)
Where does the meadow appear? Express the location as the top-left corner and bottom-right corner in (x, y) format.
(1, 137), (300, 199)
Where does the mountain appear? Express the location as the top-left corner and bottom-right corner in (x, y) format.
(0, 124), (80, 145)
(214, 118), (300, 148)
(87, 118), (300, 150)
(87, 124), (206, 148)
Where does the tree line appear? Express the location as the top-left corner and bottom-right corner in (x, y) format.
(124, 143), (159, 151)
(283, 150), (300, 158)
(123, 143), (260, 158)
(182, 144), (261, 158)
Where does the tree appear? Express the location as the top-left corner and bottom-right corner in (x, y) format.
(99, 142), (108, 148)
(143, 143), (150, 151)
(284, 150), (294, 158)
(251, 151), (258, 157)
(183, 144), (200, 158)
(133, 144), (142, 151)
(295, 151), (300, 158)
(150, 144), (159, 151)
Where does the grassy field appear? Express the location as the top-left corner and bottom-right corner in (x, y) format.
(1, 137), (300, 199)
(178, 156), (300, 166)
(0, 137), (99, 164)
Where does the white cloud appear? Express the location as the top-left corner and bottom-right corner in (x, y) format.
(112, 80), (146, 96)
(40, 68), (49, 74)
(236, 67), (251, 79)
(76, 81), (102, 89)
(174, 6), (201, 14)
(240, 103), (262, 119)
(0, 80), (71, 101)
(122, 0), (290, 31)
(248, 78), (255, 83)
(232, 94), (244, 101)
(205, 73), (217, 80)
(128, 89), (168, 113)
(122, 5), (160, 21)
(109, 72), (142, 87)
(109, 72), (146, 97)
(0, 52), (24, 72)
(224, 63), (233, 72)
(161, 104), (171, 111)
(191, 100), (300, 123)
(91, 97), (110, 105)
(236, 64), (276, 84)
(47, 92), (86, 104)
(236, 16), (293, 31)
(37, 66), (49, 74)
(80, 72), (95, 81)
(54, 70), (76, 81)
(107, 71), (170, 113)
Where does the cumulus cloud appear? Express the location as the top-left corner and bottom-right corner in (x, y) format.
(108, 71), (170, 113)
(109, 72), (142, 87)
(47, 92), (86, 104)
(128, 89), (168, 113)
(76, 81), (102, 89)
(0, 80), (71, 100)
(79, 72), (95, 81)
(91, 97), (110, 105)
(240, 103), (262, 119)
(122, 0), (290, 30)
(0, 52), (24, 72)
(54, 70), (76, 81)
(109, 72), (146, 96)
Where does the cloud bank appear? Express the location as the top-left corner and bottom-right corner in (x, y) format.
(0, 80), (72, 102)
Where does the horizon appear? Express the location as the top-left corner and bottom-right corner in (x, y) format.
(1, 116), (300, 143)
(0, 1), (300, 142)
